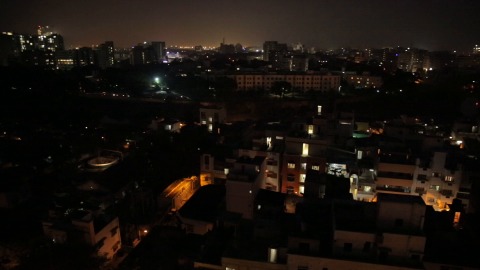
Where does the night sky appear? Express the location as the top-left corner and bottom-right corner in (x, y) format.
(1, 0), (480, 51)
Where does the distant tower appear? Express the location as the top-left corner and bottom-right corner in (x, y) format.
(474, 44), (480, 54)
(96, 41), (115, 69)
(150, 41), (166, 63)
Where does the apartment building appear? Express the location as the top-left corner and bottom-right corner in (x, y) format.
(229, 72), (341, 92)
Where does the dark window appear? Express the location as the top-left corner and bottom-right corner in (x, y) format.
(299, 242), (310, 252)
(363, 242), (371, 252)
(395, 218), (404, 227)
(287, 174), (295, 182)
(379, 249), (388, 261)
(204, 156), (210, 167)
(343, 243), (352, 252)
(267, 171), (278, 178)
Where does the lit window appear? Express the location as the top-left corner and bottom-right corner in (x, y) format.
(301, 163), (306, 170)
(312, 165), (320, 171)
(444, 176), (454, 182)
(308, 125), (314, 135)
(300, 174), (306, 183)
(288, 162), (295, 169)
(299, 185), (305, 194)
(302, 143), (309, 156)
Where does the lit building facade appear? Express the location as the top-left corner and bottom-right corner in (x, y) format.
(229, 72), (341, 92)
(412, 152), (463, 211)
(346, 74), (383, 89)
(282, 136), (328, 195)
(199, 104), (227, 132)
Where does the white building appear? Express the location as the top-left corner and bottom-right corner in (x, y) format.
(412, 152), (463, 211)
(43, 210), (122, 260)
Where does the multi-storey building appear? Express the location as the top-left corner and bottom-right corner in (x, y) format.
(130, 41), (166, 65)
(96, 41), (115, 69)
(150, 41), (166, 63)
(345, 73), (383, 89)
(375, 146), (416, 195)
(73, 47), (96, 66)
(282, 136), (329, 195)
(229, 72), (341, 92)
(42, 209), (122, 260)
(412, 151), (464, 211)
(397, 47), (428, 73)
(263, 41), (288, 62)
(55, 49), (75, 70)
(0, 27), (64, 68)
(199, 103), (227, 132)
(225, 156), (266, 219)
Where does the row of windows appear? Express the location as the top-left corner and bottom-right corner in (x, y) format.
(238, 77), (339, 81)
(417, 173), (455, 182)
(287, 162), (320, 171)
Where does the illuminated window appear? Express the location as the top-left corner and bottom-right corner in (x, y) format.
(288, 162), (295, 169)
(429, 185), (440, 191)
(312, 165), (320, 171)
(454, 211), (461, 224)
(268, 248), (277, 263)
(444, 176), (454, 182)
(300, 174), (306, 183)
(302, 143), (309, 156)
(308, 125), (314, 135)
(299, 185), (305, 194)
(301, 163), (306, 170)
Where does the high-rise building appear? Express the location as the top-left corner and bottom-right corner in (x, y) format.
(150, 41), (166, 63)
(130, 42), (165, 65)
(0, 32), (16, 66)
(474, 44), (480, 54)
(263, 41), (288, 62)
(74, 47), (96, 66)
(96, 41), (115, 69)
(55, 50), (75, 70)
(1, 27), (64, 68)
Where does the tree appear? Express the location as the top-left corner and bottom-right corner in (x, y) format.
(271, 81), (292, 98)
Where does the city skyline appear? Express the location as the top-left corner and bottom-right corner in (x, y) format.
(1, 0), (480, 52)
